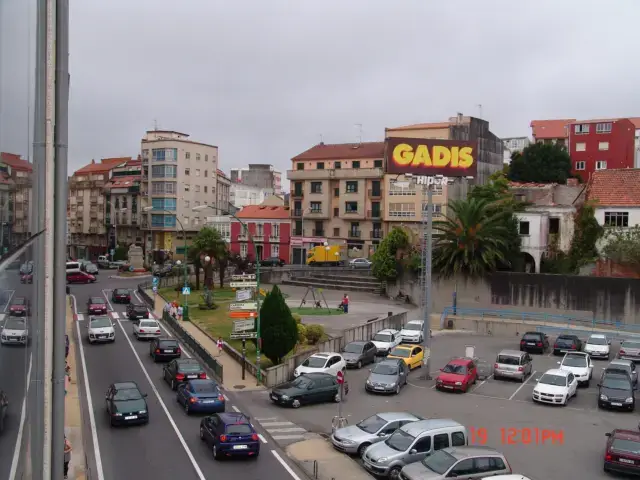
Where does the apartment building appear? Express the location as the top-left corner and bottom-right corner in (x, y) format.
(530, 119), (574, 147)
(230, 183), (275, 208)
(104, 157), (144, 251)
(587, 168), (640, 229)
(67, 157), (126, 259)
(230, 205), (291, 262)
(230, 164), (283, 194)
(141, 130), (218, 257)
(216, 169), (231, 212)
(502, 136), (530, 163)
(0, 152), (33, 248)
(287, 142), (385, 263)
(204, 215), (231, 244)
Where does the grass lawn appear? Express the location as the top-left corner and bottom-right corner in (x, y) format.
(290, 306), (344, 316)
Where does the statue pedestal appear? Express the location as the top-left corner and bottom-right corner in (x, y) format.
(128, 245), (144, 270)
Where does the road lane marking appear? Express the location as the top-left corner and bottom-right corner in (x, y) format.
(258, 434), (268, 444)
(75, 320), (105, 480)
(8, 353), (32, 480)
(260, 421), (299, 427)
(223, 394), (229, 401)
(267, 427), (306, 433)
(111, 311), (119, 319)
(3, 290), (15, 312)
(471, 374), (493, 392)
(509, 370), (537, 400)
(116, 320), (206, 480)
(101, 289), (114, 311)
(76, 313), (84, 321)
(271, 450), (303, 480)
(231, 405), (241, 412)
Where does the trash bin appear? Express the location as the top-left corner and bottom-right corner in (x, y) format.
(182, 304), (189, 321)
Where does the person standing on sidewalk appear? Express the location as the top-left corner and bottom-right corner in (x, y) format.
(216, 337), (223, 356)
(342, 293), (349, 314)
(64, 436), (72, 479)
(177, 305), (183, 321)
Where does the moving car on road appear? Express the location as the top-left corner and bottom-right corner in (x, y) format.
(8, 297), (29, 316)
(618, 339), (640, 363)
(20, 273), (33, 284)
(598, 371), (635, 411)
(399, 320), (424, 344)
(0, 390), (7, 433)
(87, 296), (108, 315)
(80, 261), (99, 275)
(603, 359), (638, 386)
(349, 258), (372, 269)
(331, 412), (423, 457)
(293, 352), (346, 377)
(372, 328), (402, 356)
(163, 358), (207, 390)
(401, 446), (512, 479)
(388, 345), (424, 370)
(200, 412), (260, 460)
(519, 331), (549, 354)
(111, 288), (131, 304)
(584, 333), (611, 359)
(105, 381), (149, 426)
(553, 334), (582, 355)
(66, 271), (96, 284)
(133, 319), (162, 340)
(557, 351), (593, 386)
(435, 358), (478, 393)
(150, 338), (181, 362)
(532, 369), (577, 406)
(87, 316), (115, 343)
(1, 317), (28, 346)
(365, 358), (409, 395)
(177, 379), (225, 414)
(270, 372), (347, 408)
(342, 340), (377, 369)
(260, 256), (285, 267)
(493, 350), (533, 383)
(126, 302), (149, 321)
(604, 429), (640, 475)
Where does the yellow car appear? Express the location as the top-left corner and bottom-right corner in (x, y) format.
(387, 345), (424, 370)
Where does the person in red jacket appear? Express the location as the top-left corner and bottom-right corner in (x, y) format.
(341, 294), (349, 313)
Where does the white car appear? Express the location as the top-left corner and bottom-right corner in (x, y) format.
(371, 329), (401, 356)
(294, 352), (346, 378)
(133, 319), (162, 340)
(399, 320), (424, 344)
(87, 315), (115, 343)
(532, 369), (578, 406)
(557, 351), (593, 386)
(583, 334), (610, 359)
(349, 258), (372, 269)
(0, 317), (28, 346)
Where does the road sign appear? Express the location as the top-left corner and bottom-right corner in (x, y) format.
(152, 286), (158, 294)
(152, 277), (159, 286)
(336, 370), (344, 384)
(230, 281), (258, 288)
(230, 332), (258, 340)
(110, 248), (115, 256)
(182, 286), (191, 295)
(232, 274), (256, 281)
(229, 311), (257, 319)
(230, 302), (258, 311)
(233, 319), (255, 332)
(235, 289), (252, 301)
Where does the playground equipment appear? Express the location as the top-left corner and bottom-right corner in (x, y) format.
(299, 286), (330, 311)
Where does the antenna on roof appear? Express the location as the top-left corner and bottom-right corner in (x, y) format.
(153, 119), (159, 131)
(355, 124), (363, 145)
(477, 104), (483, 119)
(319, 134), (324, 145)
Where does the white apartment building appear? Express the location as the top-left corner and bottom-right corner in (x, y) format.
(502, 136), (530, 164)
(216, 169), (232, 212)
(141, 130), (219, 257)
(230, 164), (283, 194)
(204, 215), (231, 243)
(230, 183), (275, 209)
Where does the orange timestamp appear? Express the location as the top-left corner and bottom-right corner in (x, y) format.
(470, 427), (564, 446)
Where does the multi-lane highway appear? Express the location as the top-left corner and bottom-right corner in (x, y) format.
(72, 276), (304, 480)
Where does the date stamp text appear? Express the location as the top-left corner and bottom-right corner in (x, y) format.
(470, 427), (564, 446)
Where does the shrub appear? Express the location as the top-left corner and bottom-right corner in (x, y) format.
(292, 313), (302, 324)
(305, 324), (325, 345)
(297, 323), (307, 344)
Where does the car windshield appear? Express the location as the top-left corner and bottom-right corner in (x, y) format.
(385, 429), (415, 452)
(291, 377), (313, 388)
(442, 364), (466, 375)
(612, 438), (640, 454)
(115, 289), (128, 295)
(606, 367), (630, 377)
(403, 324), (421, 331)
(497, 355), (520, 365)
(343, 343), (364, 354)
(623, 342), (640, 349)
(373, 333), (392, 342)
(602, 375), (631, 390)
(113, 387), (143, 401)
(140, 321), (158, 328)
(422, 449), (457, 474)
(12, 298), (25, 305)
(192, 382), (217, 393)
(588, 336), (607, 345)
(390, 348), (411, 358)
(133, 305), (147, 312)
(179, 362), (202, 372)
(562, 355), (587, 367)
(90, 297), (105, 304)
(556, 337), (575, 344)
(302, 356), (327, 368)
(539, 374), (567, 386)
(90, 317), (111, 328)
(522, 334), (540, 341)
(372, 363), (398, 375)
(226, 424), (253, 435)
(356, 414), (387, 434)
(4, 318), (26, 330)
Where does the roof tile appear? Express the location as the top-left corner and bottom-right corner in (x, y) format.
(530, 119), (575, 139)
(587, 169), (640, 207)
(292, 142), (384, 161)
(105, 175), (140, 188)
(235, 205), (290, 219)
(0, 152), (33, 172)
(73, 157), (129, 175)
(386, 122), (451, 132)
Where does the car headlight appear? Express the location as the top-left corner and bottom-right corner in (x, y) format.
(341, 439), (355, 445)
(389, 383), (396, 387)
(600, 394), (608, 401)
(533, 390), (539, 395)
(455, 382), (462, 386)
(366, 380), (372, 385)
(113, 413), (122, 416)
(437, 379), (443, 383)
(626, 397), (634, 403)
(281, 395), (290, 400)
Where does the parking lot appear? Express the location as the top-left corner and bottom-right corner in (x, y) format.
(235, 333), (637, 480)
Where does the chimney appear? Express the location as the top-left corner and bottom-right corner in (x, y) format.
(91, 159), (95, 164)
(566, 178), (579, 187)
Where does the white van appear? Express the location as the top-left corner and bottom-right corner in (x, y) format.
(66, 261), (81, 273)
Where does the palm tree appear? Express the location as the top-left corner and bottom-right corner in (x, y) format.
(432, 198), (512, 278)
(192, 227), (230, 293)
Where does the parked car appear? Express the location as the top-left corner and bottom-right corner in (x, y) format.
(260, 257), (285, 267)
(603, 359), (638, 387)
(604, 429), (640, 475)
(87, 296), (108, 315)
(150, 338), (181, 362)
(341, 341), (377, 369)
(132, 319), (162, 340)
(387, 345), (424, 370)
(553, 334), (582, 355)
(598, 371), (635, 411)
(435, 358), (478, 393)
(400, 446), (512, 479)
(365, 358), (409, 395)
(618, 339), (640, 363)
(105, 381), (149, 426)
(532, 369), (578, 406)
(163, 358), (207, 390)
(270, 372), (347, 408)
(87, 316), (115, 344)
(493, 349), (533, 383)
(177, 379), (225, 414)
(399, 320), (424, 344)
(81, 261), (99, 275)
(199, 412), (260, 460)
(371, 328), (402, 356)
(584, 334), (611, 360)
(127, 303), (150, 321)
(349, 258), (372, 269)
(557, 351), (593, 387)
(519, 332), (549, 354)
(111, 288), (131, 304)
(293, 352), (346, 378)
(66, 271), (96, 284)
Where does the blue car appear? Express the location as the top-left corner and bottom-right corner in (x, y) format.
(177, 379), (226, 414)
(199, 412), (260, 459)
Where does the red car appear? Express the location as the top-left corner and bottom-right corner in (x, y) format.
(20, 274), (33, 284)
(435, 357), (478, 393)
(9, 297), (29, 316)
(604, 429), (640, 475)
(111, 289), (131, 304)
(66, 272), (96, 284)
(87, 296), (108, 315)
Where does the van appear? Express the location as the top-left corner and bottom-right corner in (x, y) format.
(494, 350), (533, 383)
(66, 261), (81, 273)
(362, 419), (467, 478)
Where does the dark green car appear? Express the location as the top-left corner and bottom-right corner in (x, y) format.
(105, 382), (149, 426)
(270, 372), (348, 408)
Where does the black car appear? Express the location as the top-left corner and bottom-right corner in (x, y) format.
(150, 338), (181, 362)
(598, 372), (635, 411)
(111, 289), (131, 304)
(553, 335), (582, 355)
(0, 390), (7, 433)
(200, 412), (260, 459)
(519, 331), (549, 354)
(127, 303), (150, 321)
(260, 257), (285, 267)
(163, 358), (207, 390)
(105, 381), (149, 426)
(270, 372), (348, 408)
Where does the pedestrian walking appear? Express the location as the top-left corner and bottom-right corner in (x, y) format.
(217, 337), (223, 356)
(63, 437), (72, 478)
(177, 305), (183, 321)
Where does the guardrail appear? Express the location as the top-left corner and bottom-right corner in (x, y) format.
(137, 282), (224, 383)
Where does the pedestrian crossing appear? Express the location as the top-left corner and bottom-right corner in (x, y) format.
(253, 417), (308, 443)
(76, 311), (157, 322)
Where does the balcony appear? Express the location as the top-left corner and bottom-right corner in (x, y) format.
(89, 227), (98, 234)
(312, 229), (325, 237)
(90, 197), (98, 204)
(370, 230), (383, 239)
(269, 234), (280, 242)
(253, 233), (264, 241)
(291, 190), (304, 199)
(368, 189), (382, 199)
(348, 230), (361, 238)
(14, 177), (33, 187)
(333, 168), (383, 179)
(238, 233), (248, 241)
(292, 209), (303, 217)
(367, 209), (383, 219)
(305, 209), (329, 219)
(287, 170), (332, 180)
(292, 229), (302, 236)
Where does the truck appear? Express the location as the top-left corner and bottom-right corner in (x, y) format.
(306, 245), (345, 266)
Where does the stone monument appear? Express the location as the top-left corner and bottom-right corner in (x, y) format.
(128, 245), (144, 270)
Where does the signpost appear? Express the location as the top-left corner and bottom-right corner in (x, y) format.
(230, 281), (258, 288)
(182, 286), (191, 296)
(230, 302), (258, 311)
(232, 319), (255, 333)
(229, 274), (259, 381)
(235, 289), (252, 302)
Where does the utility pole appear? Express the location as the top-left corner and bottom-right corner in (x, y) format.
(421, 183), (433, 380)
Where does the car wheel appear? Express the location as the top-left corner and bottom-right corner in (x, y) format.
(292, 399), (301, 408)
(184, 403), (190, 415)
(356, 361), (362, 369)
(395, 384), (401, 395)
(200, 426), (205, 440)
(389, 466), (402, 480)
(357, 443), (371, 457)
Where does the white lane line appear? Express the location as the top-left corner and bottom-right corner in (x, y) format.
(231, 405), (241, 413)
(116, 320), (206, 480)
(223, 394), (229, 401)
(508, 371), (537, 400)
(472, 374), (493, 392)
(260, 421), (298, 427)
(111, 311), (119, 320)
(271, 450), (303, 480)
(75, 320), (105, 480)
(258, 434), (268, 444)
(267, 427), (306, 433)
(8, 353), (32, 480)
(102, 289), (114, 311)
(3, 290), (15, 312)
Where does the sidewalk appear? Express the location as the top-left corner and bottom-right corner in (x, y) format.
(148, 290), (265, 392)
(287, 438), (373, 480)
(66, 296), (86, 479)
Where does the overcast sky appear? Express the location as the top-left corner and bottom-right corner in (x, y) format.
(1, 0), (639, 178)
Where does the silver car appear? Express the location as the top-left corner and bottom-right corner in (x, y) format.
(399, 446), (511, 479)
(365, 358), (409, 395)
(342, 340), (377, 369)
(619, 339), (640, 363)
(133, 319), (162, 340)
(494, 350), (533, 382)
(331, 412), (422, 456)
(603, 359), (638, 386)
(1, 317), (28, 346)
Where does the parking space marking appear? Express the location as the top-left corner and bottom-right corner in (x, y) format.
(467, 392), (514, 401)
(472, 374), (493, 392)
(102, 289), (114, 311)
(508, 371), (537, 400)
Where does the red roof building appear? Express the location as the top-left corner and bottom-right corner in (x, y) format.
(587, 168), (640, 229)
(229, 205), (291, 262)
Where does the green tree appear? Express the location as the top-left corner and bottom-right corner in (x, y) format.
(260, 285), (298, 365)
(568, 202), (603, 269)
(432, 198), (512, 278)
(187, 248), (204, 290)
(602, 225), (640, 271)
(192, 227), (230, 304)
(508, 143), (572, 184)
(372, 227), (410, 281)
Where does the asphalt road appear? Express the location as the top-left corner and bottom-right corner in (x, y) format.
(72, 276), (305, 480)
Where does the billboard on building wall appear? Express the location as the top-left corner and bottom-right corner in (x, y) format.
(385, 137), (477, 177)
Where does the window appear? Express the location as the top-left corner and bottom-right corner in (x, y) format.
(151, 198), (176, 211)
(596, 122), (612, 134)
(374, 159), (383, 168)
(151, 165), (177, 178)
(575, 161), (585, 170)
(549, 217), (560, 235)
(422, 203), (442, 217)
(519, 221), (530, 235)
(451, 431), (466, 447)
(433, 433), (450, 450)
(450, 459), (475, 476)
(204, 170), (208, 177)
(317, 162), (325, 170)
(240, 243), (248, 258)
(604, 211), (629, 228)
(205, 154), (208, 162)
(184, 184), (190, 192)
(333, 227), (340, 236)
(150, 214), (176, 228)
(334, 161), (341, 169)
(184, 200), (190, 208)
(204, 186), (208, 193)
(345, 202), (358, 213)
(350, 222), (360, 237)
(272, 224), (280, 237)
(296, 163), (304, 170)
(152, 148), (177, 161)
(371, 180), (381, 196)
(185, 152), (191, 159)
(185, 168), (190, 176)
(389, 182), (416, 196)
(346, 181), (358, 193)
(575, 142), (586, 152)
(389, 203), (415, 218)
(151, 181), (177, 194)
(195, 185), (201, 192)
(574, 124), (590, 135)
(310, 202), (322, 213)
(352, 161), (360, 169)
(412, 436), (431, 453)
(271, 244), (280, 258)
(311, 182), (322, 194)
(183, 216), (190, 225)
(196, 153), (201, 161)
(599, 141), (609, 151)
(333, 207), (339, 217)
(194, 201), (200, 207)
(195, 169), (201, 177)
(256, 223), (264, 236)
(596, 161), (607, 170)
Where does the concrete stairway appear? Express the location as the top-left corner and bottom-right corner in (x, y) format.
(282, 272), (382, 294)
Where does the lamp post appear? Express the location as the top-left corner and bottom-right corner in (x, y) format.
(144, 206), (189, 320)
(193, 203), (263, 384)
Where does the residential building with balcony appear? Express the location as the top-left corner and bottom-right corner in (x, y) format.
(204, 215), (231, 244)
(141, 130), (219, 257)
(287, 142), (386, 264)
(230, 164), (283, 194)
(229, 205), (291, 262)
(0, 152), (32, 248)
(216, 169), (231, 212)
(502, 136), (530, 163)
(587, 168), (640, 230)
(230, 183), (275, 209)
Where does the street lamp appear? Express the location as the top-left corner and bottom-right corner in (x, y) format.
(193, 203), (263, 384)
(106, 201), (127, 260)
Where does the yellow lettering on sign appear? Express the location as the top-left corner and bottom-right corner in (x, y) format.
(450, 146), (459, 167)
(432, 146), (451, 167)
(391, 143), (475, 171)
(458, 147), (473, 168)
(411, 144), (432, 167)
(392, 144), (414, 165)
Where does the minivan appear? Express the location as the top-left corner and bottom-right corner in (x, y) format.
(494, 350), (533, 383)
(66, 261), (81, 273)
(362, 419), (467, 478)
